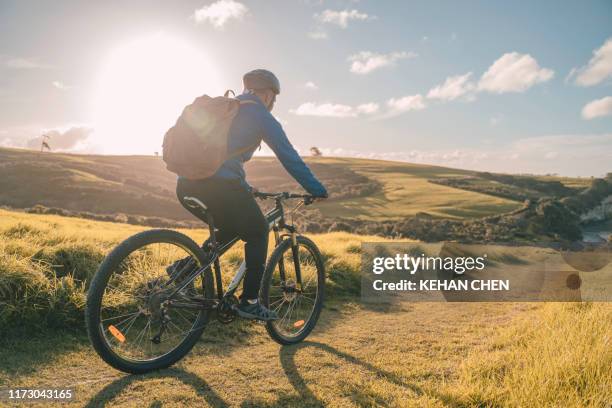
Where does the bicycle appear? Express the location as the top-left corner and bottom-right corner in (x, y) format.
(85, 191), (325, 374)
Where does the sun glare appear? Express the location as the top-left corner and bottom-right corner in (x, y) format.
(93, 33), (224, 154)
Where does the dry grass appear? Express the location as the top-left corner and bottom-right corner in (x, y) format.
(440, 302), (612, 407)
(0, 208), (398, 331)
(1, 209), (609, 407)
(3, 301), (608, 407)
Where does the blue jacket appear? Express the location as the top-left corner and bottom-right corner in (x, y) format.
(212, 92), (327, 197)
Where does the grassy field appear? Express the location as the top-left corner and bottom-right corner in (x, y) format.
(311, 158), (521, 220)
(1, 209), (610, 407)
(3, 147), (583, 223)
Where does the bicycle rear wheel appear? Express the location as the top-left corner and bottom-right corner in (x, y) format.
(85, 229), (214, 374)
(261, 235), (325, 345)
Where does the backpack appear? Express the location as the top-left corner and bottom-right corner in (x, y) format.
(162, 91), (257, 180)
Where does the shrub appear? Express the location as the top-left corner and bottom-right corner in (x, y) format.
(3, 223), (46, 239)
(32, 244), (105, 284)
(326, 259), (361, 297)
(0, 253), (84, 332)
(534, 199), (582, 241)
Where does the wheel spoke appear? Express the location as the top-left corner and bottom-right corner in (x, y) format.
(94, 238), (212, 363)
(273, 297), (288, 313)
(101, 310), (141, 324)
(269, 297), (285, 308)
(113, 311), (141, 331)
(133, 319), (151, 356)
(121, 311), (142, 339)
(172, 308), (197, 327)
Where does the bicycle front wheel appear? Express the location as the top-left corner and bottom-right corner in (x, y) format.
(261, 235), (325, 345)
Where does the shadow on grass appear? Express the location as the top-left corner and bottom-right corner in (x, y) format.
(242, 340), (427, 407)
(83, 368), (229, 408)
(0, 328), (89, 379)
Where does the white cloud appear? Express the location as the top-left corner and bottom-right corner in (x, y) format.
(292, 97), (421, 120)
(1, 55), (50, 69)
(385, 94), (426, 117)
(0, 124), (98, 153)
(424, 52), (552, 108)
(349, 51), (416, 74)
(316, 147), (493, 170)
(313, 134), (612, 177)
(427, 72), (475, 101)
(478, 52), (554, 93)
(356, 102), (379, 114)
(290, 101), (379, 118)
(571, 38), (612, 87)
(304, 81), (319, 90)
(193, 0), (247, 28)
(26, 126), (93, 151)
(315, 9), (372, 28)
(52, 81), (70, 91)
(291, 102), (356, 118)
(581, 96), (612, 120)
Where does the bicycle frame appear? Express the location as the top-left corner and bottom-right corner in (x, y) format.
(164, 193), (306, 310)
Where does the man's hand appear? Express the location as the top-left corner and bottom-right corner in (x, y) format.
(305, 193), (328, 205)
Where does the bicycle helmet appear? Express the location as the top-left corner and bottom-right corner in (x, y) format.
(243, 69), (281, 95)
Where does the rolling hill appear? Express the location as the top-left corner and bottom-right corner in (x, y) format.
(0, 150), (608, 406)
(0, 147), (590, 226)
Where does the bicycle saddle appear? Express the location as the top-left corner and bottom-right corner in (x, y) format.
(183, 196), (208, 212)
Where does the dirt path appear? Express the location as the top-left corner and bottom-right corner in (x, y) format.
(2, 302), (534, 407)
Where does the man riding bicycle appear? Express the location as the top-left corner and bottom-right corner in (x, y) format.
(174, 69), (328, 321)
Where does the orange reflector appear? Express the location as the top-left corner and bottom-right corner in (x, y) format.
(293, 320), (305, 328)
(108, 325), (126, 343)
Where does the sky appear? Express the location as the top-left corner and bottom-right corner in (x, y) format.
(0, 0), (611, 176)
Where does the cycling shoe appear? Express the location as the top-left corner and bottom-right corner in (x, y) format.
(233, 300), (279, 321)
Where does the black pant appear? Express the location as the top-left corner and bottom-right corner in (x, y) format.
(176, 177), (269, 300)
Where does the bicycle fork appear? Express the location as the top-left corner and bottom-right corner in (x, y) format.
(274, 225), (303, 292)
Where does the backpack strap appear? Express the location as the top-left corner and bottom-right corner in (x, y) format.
(226, 99), (262, 158)
(223, 89), (258, 106)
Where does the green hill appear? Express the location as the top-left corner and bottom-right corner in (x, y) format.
(0, 147), (589, 225)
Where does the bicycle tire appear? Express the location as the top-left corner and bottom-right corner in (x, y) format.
(85, 229), (214, 374)
(261, 235), (325, 345)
